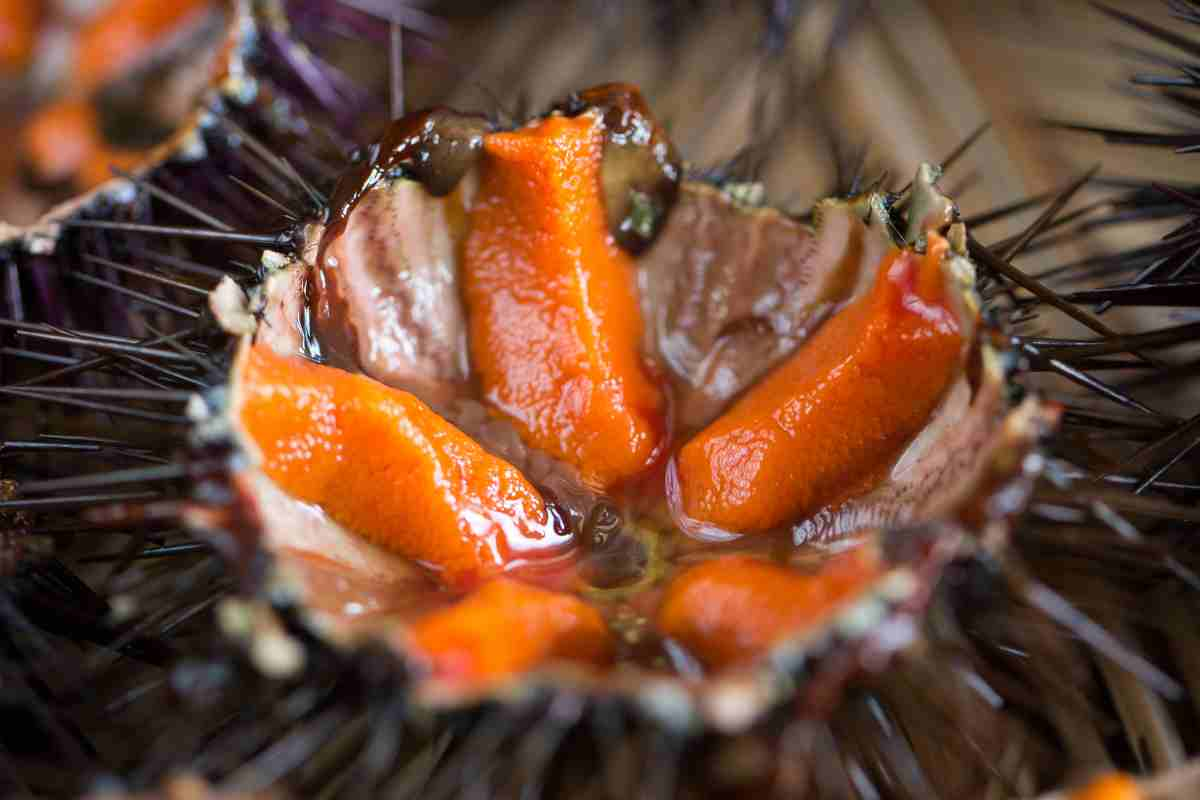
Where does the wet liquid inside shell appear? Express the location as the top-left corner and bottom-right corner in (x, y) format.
(230, 84), (995, 689)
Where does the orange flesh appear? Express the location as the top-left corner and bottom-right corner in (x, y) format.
(235, 344), (571, 590)
(462, 112), (666, 491)
(1069, 774), (1141, 800)
(671, 234), (963, 535)
(0, 0), (37, 72)
(22, 99), (101, 185)
(23, 98), (146, 190)
(76, 0), (212, 91)
(657, 549), (886, 670)
(227, 88), (983, 685)
(408, 578), (614, 683)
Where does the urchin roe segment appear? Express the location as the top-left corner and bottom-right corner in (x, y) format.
(407, 578), (615, 684)
(463, 112), (666, 491)
(0, 0), (37, 73)
(1069, 774), (1141, 800)
(234, 344), (572, 590)
(657, 548), (886, 670)
(76, 0), (215, 91)
(671, 234), (964, 536)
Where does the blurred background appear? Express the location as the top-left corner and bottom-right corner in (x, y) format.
(305, 0), (1183, 297)
(5, 0), (1194, 403)
(6, 0), (1186, 253)
(6, 0), (1190, 400)
(387, 0), (1179, 222)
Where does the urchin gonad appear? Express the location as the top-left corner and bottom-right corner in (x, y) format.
(1, 0), (237, 226)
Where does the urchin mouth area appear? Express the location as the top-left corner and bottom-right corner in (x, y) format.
(189, 84), (1059, 732)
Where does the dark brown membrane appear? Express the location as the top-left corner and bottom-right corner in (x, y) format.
(637, 184), (887, 433)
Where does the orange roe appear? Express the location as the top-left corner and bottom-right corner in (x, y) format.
(1069, 773), (1142, 800)
(463, 112), (666, 491)
(235, 344), (572, 590)
(0, 0), (38, 73)
(408, 578), (614, 683)
(21, 96), (145, 189)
